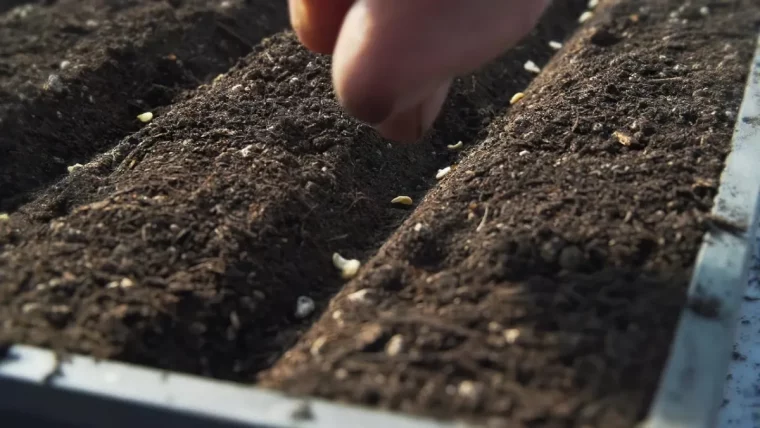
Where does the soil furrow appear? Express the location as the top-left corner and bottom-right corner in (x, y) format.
(259, 1), (760, 426)
(0, 0), (288, 212)
(0, 1), (589, 381)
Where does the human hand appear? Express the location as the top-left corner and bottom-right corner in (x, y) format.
(288, 0), (549, 143)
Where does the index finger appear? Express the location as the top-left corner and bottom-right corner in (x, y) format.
(288, 0), (355, 54)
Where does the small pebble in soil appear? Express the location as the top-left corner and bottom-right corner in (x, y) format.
(0, 213), (9, 222)
(447, 141), (464, 151)
(579, 11), (594, 23)
(549, 41), (563, 50)
(510, 92), (525, 105)
(385, 334), (404, 356)
(137, 112), (153, 123)
(332, 253), (361, 279)
(294, 296), (316, 319)
(67, 163), (83, 173)
(44, 74), (65, 93)
(239, 145), (253, 158)
(524, 60), (541, 74)
(436, 166), (452, 180)
(391, 196), (413, 206)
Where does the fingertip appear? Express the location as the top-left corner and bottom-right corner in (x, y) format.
(289, 0), (354, 55)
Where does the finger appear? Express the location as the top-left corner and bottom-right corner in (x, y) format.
(288, 0), (354, 54)
(332, 0), (550, 140)
(374, 79), (452, 143)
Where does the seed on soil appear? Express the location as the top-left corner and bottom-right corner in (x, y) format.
(310, 336), (327, 357)
(588, 0), (599, 8)
(700, 7), (710, 16)
(579, 11), (594, 23)
(136, 112), (153, 123)
(67, 163), (83, 173)
(436, 166), (452, 180)
(447, 141), (464, 151)
(347, 289), (373, 304)
(549, 41), (563, 50)
(332, 253), (361, 279)
(391, 196), (413, 206)
(294, 296), (316, 319)
(0, 213), (8, 222)
(59, 60), (71, 70)
(613, 130), (633, 146)
(518, 150), (530, 157)
(524, 60), (541, 74)
(212, 73), (225, 85)
(504, 329), (521, 344)
(510, 92), (525, 105)
(107, 278), (135, 289)
(385, 334), (404, 356)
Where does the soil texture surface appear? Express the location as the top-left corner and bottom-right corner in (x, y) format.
(1, 0), (759, 427)
(260, 1), (760, 427)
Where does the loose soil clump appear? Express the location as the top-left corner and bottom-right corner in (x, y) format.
(260, 1), (760, 427)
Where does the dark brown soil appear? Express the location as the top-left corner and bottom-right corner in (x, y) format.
(0, 0), (589, 382)
(0, 0), (758, 427)
(259, 1), (760, 427)
(0, 0), (288, 211)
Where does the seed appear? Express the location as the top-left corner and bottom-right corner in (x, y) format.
(613, 131), (633, 146)
(436, 166), (452, 180)
(347, 289), (372, 303)
(549, 41), (563, 50)
(391, 196), (413, 206)
(504, 329), (521, 344)
(294, 296), (316, 319)
(0, 213), (8, 221)
(579, 11), (594, 23)
(447, 141), (464, 151)
(385, 334), (404, 356)
(310, 336), (327, 357)
(524, 60), (541, 74)
(699, 6), (709, 16)
(332, 253), (361, 279)
(518, 150), (530, 157)
(588, 0), (599, 8)
(137, 112), (153, 123)
(67, 163), (83, 173)
(510, 92), (525, 105)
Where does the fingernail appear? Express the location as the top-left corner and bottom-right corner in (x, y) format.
(289, 0), (354, 54)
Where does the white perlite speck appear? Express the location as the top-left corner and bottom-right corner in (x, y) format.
(549, 41), (563, 50)
(239, 144), (254, 158)
(294, 296), (315, 319)
(699, 6), (710, 16)
(524, 60), (541, 74)
(588, 0), (599, 8)
(579, 11), (594, 23)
